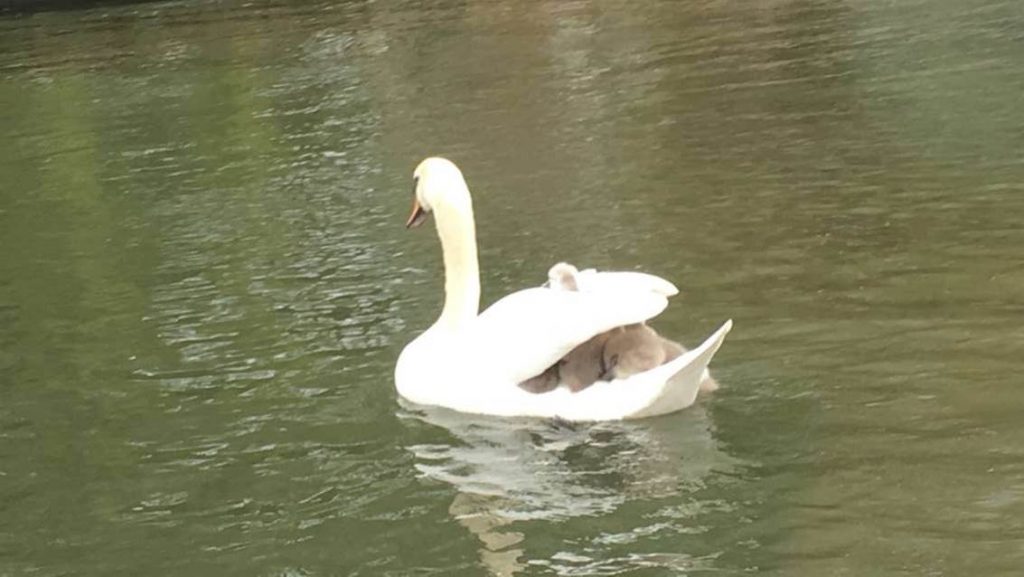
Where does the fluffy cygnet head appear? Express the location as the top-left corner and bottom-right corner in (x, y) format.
(603, 324), (667, 380)
(407, 157), (472, 228)
(546, 262), (579, 291)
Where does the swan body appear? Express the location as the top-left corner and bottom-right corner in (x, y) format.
(395, 157), (731, 421)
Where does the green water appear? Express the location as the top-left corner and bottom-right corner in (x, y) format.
(2, 1), (1023, 575)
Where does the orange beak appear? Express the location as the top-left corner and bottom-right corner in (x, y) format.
(405, 198), (428, 228)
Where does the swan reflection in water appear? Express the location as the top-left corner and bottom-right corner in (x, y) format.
(400, 402), (738, 575)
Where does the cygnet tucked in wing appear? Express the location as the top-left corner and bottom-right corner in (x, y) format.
(548, 263), (613, 391)
(601, 324), (666, 380)
(545, 262), (579, 291)
(560, 331), (612, 392)
(519, 262), (605, 393)
(521, 262), (721, 395)
(518, 364), (560, 393)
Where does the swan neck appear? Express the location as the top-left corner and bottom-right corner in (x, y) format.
(435, 202), (480, 331)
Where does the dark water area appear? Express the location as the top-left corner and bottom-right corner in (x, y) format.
(2, 0), (1023, 575)
(0, 1), (154, 16)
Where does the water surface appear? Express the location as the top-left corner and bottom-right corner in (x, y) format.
(2, 0), (1023, 575)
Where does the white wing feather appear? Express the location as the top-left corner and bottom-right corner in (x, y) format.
(433, 319), (732, 420)
(575, 268), (679, 297)
(470, 286), (668, 385)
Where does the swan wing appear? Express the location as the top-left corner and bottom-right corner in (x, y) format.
(440, 320), (732, 420)
(557, 319), (732, 420)
(470, 286), (668, 385)
(576, 268), (679, 297)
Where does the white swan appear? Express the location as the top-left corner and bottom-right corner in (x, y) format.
(395, 157), (732, 421)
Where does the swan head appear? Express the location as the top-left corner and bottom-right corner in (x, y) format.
(406, 157), (472, 228)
